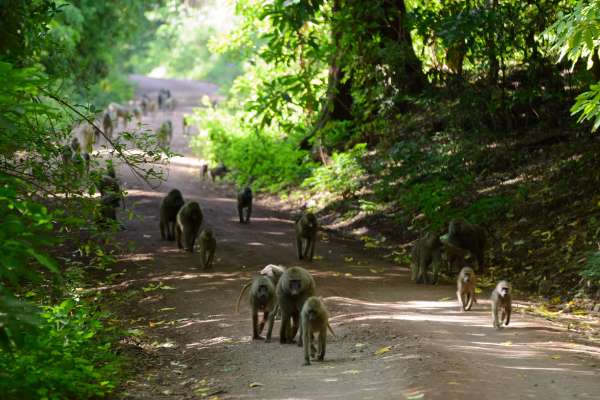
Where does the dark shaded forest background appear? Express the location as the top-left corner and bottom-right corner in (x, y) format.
(1, 0), (600, 398)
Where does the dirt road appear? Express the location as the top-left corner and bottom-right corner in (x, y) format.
(108, 76), (600, 400)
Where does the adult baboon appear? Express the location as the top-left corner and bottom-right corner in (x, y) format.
(108, 102), (131, 128)
(200, 164), (208, 179)
(411, 232), (442, 285)
(300, 297), (335, 366)
(266, 266), (316, 344)
(157, 120), (173, 147)
(198, 228), (216, 269)
(210, 163), (228, 181)
(446, 218), (487, 272)
(102, 111), (114, 139)
(159, 189), (185, 241)
(237, 187), (253, 223)
(491, 280), (512, 329)
(295, 212), (318, 261)
(236, 275), (276, 340)
(456, 267), (476, 311)
(175, 201), (203, 252)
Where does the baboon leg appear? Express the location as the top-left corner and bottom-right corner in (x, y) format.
(265, 306), (277, 343)
(296, 236), (304, 260)
(492, 303), (500, 329)
(291, 314), (300, 345)
(238, 205), (244, 223)
(505, 307), (511, 326)
(317, 329), (326, 361)
(206, 251), (214, 269)
(175, 227), (183, 249)
(160, 221), (166, 240)
(258, 310), (269, 335)
(279, 310), (290, 344)
(245, 204), (252, 223)
(457, 291), (465, 311)
(465, 293), (474, 311)
(252, 308), (263, 340)
(307, 234), (316, 261)
(303, 324), (311, 366)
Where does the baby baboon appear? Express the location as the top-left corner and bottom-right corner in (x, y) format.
(446, 218), (487, 272)
(236, 275), (276, 340)
(411, 232), (442, 285)
(491, 280), (512, 329)
(198, 228), (216, 269)
(157, 120), (173, 147)
(102, 111), (114, 139)
(200, 164), (208, 179)
(266, 266), (316, 344)
(456, 267), (476, 311)
(159, 189), (185, 241)
(260, 264), (286, 286)
(175, 201), (203, 252)
(300, 297), (335, 366)
(210, 163), (228, 181)
(295, 212), (318, 261)
(237, 187), (253, 223)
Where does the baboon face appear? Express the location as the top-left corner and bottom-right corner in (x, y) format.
(289, 279), (302, 295)
(256, 284), (271, 303)
(497, 281), (511, 297)
(243, 187), (251, 197)
(304, 213), (317, 229)
(169, 189), (183, 202)
(462, 272), (472, 283)
(201, 228), (214, 240)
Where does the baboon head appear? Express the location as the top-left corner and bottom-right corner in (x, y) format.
(496, 281), (511, 297)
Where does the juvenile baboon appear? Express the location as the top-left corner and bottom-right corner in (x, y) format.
(411, 232), (442, 285)
(491, 280), (512, 329)
(102, 111), (114, 139)
(210, 163), (228, 181)
(266, 266), (316, 344)
(131, 105), (142, 124)
(159, 189), (185, 241)
(260, 264), (286, 286)
(157, 120), (173, 147)
(300, 297), (335, 366)
(446, 218), (487, 272)
(456, 267), (476, 311)
(198, 228), (216, 269)
(140, 94), (150, 115)
(175, 201), (203, 252)
(295, 212), (318, 261)
(158, 88), (170, 110)
(236, 275), (276, 340)
(237, 187), (253, 223)
(200, 164), (208, 179)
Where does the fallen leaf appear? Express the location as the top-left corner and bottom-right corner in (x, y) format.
(502, 341), (512, 346)
(551, 355), (561, 360)
(355, 343), (366, 348)
(159, 307), (176, 312)
(249, 382), (264, 388)
(374, 346), (391, 356)
(447, 381), (460, 385)
(344, 273), (353, 277)
(344, 256), (354, 262)
(314, 255), (324, 260)
(143, 234), (152, 239)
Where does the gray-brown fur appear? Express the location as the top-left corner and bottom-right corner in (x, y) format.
(456, 267), (476, 311)
(490, 280), (512, 329)
(160, 189), (185, 241)
(102, 111), (114, 139)
(447, 218), (487, 272)
(175, 201), (203, 252)
(236, 276), (276, 340)
(300, 297), (334, 365)
(157, 120), (173, 147)
(210, 163), (228, 181)
(266, 266), (316, 344)
(410, 232), (442, 285)
(295, 212), (318, 261)
(260, 264), (286, 286)
(198, 228), (216, 269)
(237, 187), (252, 223)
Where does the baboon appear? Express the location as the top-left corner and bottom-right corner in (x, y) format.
(71, 121), (96, 154)
(295, 212), (318, 261)
(237, 187), (252, 223)
(140, 94), (150, 115)
(200, 164), (208, 179)
(236, 275), (276, 340)
(61, 145), (73, 165)
(148, 99), (158, 115)
(108, 103), (131, 127)
(260, 264), (286, 286)
(446, 218), (487, 272)
(70, 136), (81, 153)
(99, 193), (120, 222)
(157, 120), (173, 147)
(456, 267), (476, 311)
(158, 88), (171, 110)
(159, 189), (185, 241)
(164, 97), (176, 111)
(105, 161), (116, 179)
(175, 201), (203, 252)
(300, 297), (335, 366)
(102, 111), (114, 139)
(131, 105), (142, 124)
(491, 280), (512, 329)
(210, 163), (228, 181)
(198, 228), (216, 269)
(182, 115), (190, 135)
(411, 232), (442, 285)
(266, 266), (316, 344)
(98, 175), (120, 198)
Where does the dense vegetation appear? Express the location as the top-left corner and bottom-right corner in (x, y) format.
(190, 0), (600, 302)
(2, 0), (600, 397)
